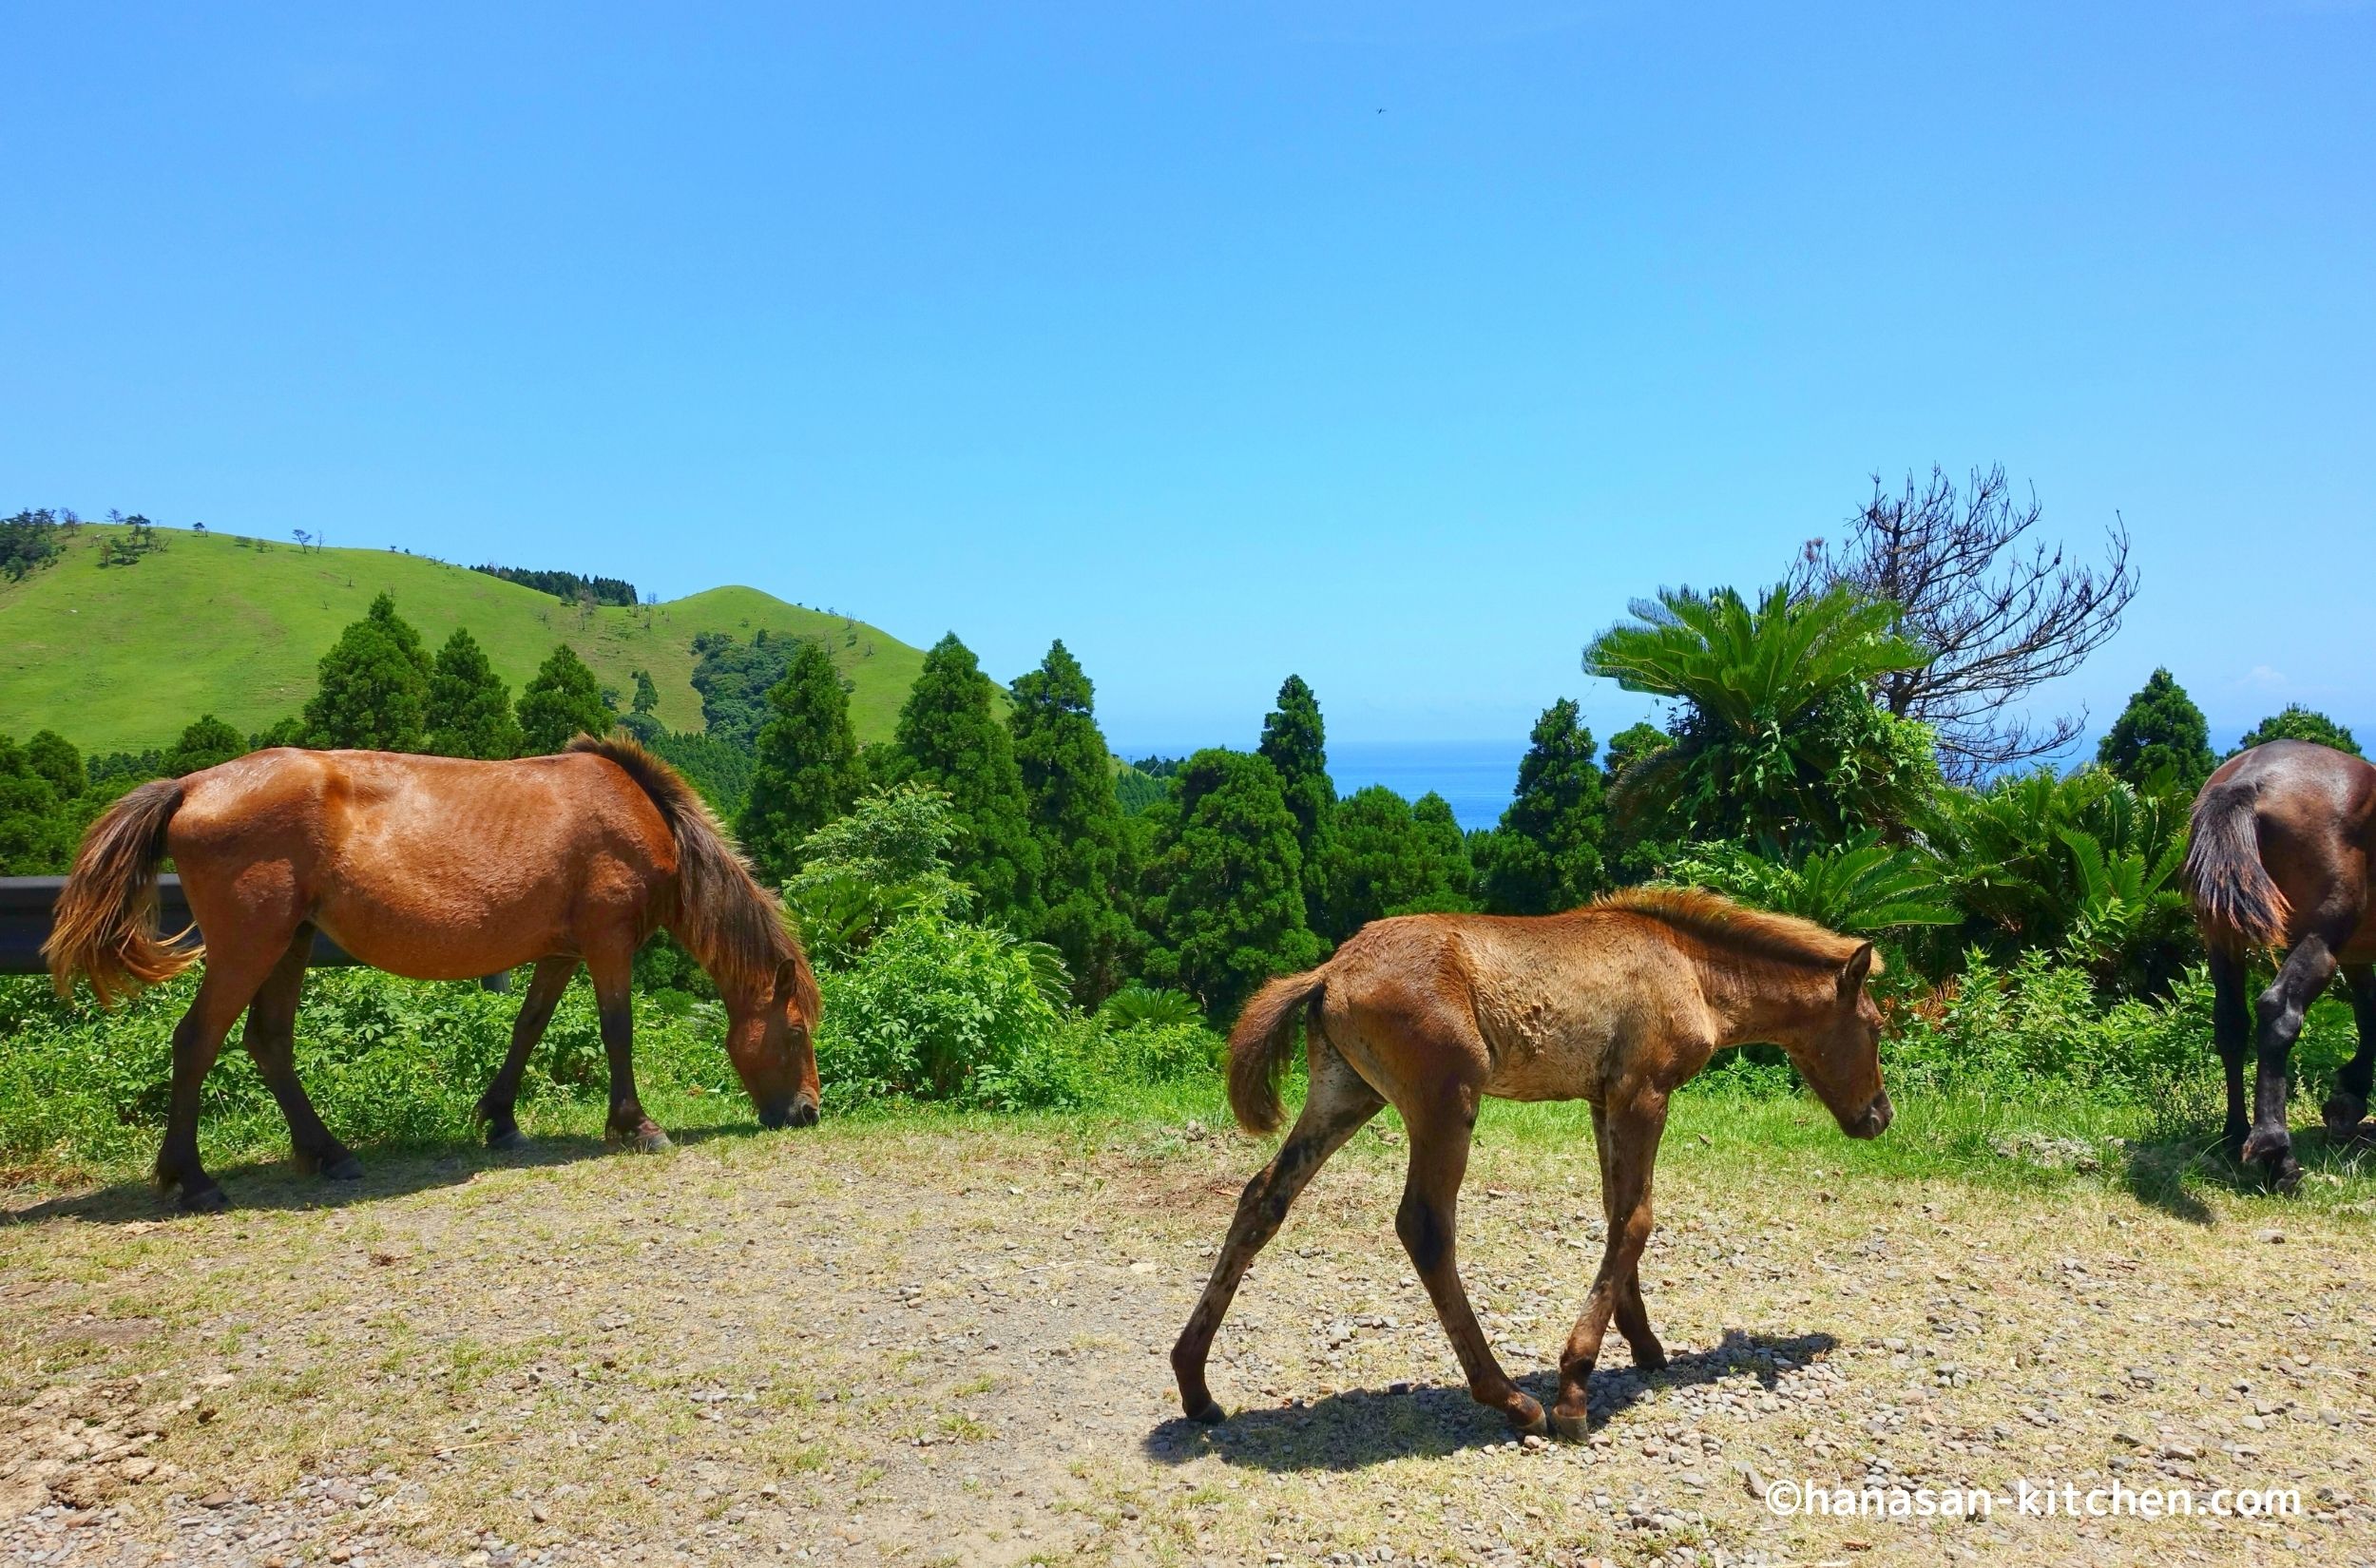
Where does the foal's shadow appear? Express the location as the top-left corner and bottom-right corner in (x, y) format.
(1143, 1329), (1838, 1473)
(1, 1121), (779, 1227)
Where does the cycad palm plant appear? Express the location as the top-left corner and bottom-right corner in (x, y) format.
(1585, 583), (1937, 850)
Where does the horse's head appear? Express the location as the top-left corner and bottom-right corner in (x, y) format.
(723, 957), (823, 1131)
(1784, 942), (1893, 1140)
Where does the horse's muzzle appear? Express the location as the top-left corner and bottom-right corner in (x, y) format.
(759, 1095), (821, 1131)
(1846, 1091), (1894, 1140)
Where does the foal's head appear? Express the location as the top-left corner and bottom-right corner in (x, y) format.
(1783, 943), (1893, 1139)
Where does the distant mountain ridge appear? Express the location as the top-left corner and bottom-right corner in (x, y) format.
(0, 523), (929, 753)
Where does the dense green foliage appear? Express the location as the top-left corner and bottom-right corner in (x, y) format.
(1137, 748), (1323, 1017)
(1316, 785), (1475, 939)
(2097, 667), (2214, 793)
(783, 783), (973, 967)
(1474, 698), (1608, 914)
(0, 732), (80, 873)
(1588, 583), (1938, 850)
(2235, 704), (2361, 758)
(163, 715), (247, 775)
(738, 638), (862, 881)
(424, 627), (524, 760)
(646, 731), (756, 818)
(1009, 641), (1136, 1003)
(1257, 676), (1335, 928)
(688, 630), (795, 750)
(891, 634), (1041, 924)
(303, 593), (433, 751)
(515, 643), (614, 754)
(2, 507), (67, 582)
(470, 563), (639, 606)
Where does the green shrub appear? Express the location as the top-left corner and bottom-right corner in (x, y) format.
(1098, 1020), (1224, 1084)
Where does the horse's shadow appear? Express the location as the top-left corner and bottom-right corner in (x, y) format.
(0, 1121), (780, 1227)
(2117, 1119), (2375, 1226)
(1142, 1328), (1838, 1473)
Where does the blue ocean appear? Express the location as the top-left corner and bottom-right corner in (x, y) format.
(1118, 739), (1524, 832)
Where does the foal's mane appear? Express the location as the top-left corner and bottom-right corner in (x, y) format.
(566, 735), (819, 1016)
(1594, 885), (1878, 974)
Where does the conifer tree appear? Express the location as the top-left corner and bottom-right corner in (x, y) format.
(1009, 640), (1135, 1003)
(304, 592), (432, 751)
(2234, 704), (2360, 758)
(2097, 668), (2214, 793)
(424, 628), (524, 759)
(1476, 698), (1607, 915)
(516, 643), (614, 754)
(24, 731), (86, 799)
(1140, 748), (1321, 1017)
(739, 638), (862, 882)
(1316, 785), (1477, 940)
(891, 633), (1041, 923)
(164, 716), (246, 775)
(1257, 674), (1334, 929)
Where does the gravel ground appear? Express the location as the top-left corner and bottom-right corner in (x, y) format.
(4, 1110), (2373, 1568)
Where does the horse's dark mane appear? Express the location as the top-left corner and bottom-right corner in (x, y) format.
(566, 735), (818, 1015)
(1595, 885), (1878, 973)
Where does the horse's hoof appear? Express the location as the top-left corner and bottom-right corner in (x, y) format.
(486, 1126), (529, 1152)
(2273, 1158), (2303, 1195)
(321, 1155), (364, 1182)
(178, 1184), (230, 1214)
(1632, 1345), (1669, 1374)
(1185, 1398), (1226, 1425)
(1549, 1407), (1591, 1444)
(1507, 1396), (1548, 1439)
(628, 1129), (673, 1154)
(2323, 1093), (2368, 1140)
(2240, 1127), (2291, 1168)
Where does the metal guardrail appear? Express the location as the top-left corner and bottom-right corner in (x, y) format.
(0, 877), (506, 989)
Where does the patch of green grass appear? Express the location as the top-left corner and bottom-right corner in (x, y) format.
(0, 523), (929, 750)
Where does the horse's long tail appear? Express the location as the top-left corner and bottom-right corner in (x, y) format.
(2185, 778), (2290, 952)
(1227, 965), (1332, 1136)
(45, 777), (198, 1005)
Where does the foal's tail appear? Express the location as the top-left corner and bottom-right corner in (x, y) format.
(1227, 965), (1332, 1136)
(2185, 779), (2290, 952)
(45, 777), (198, 1005)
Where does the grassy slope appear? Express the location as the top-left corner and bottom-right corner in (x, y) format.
(0, 526), (929, 750)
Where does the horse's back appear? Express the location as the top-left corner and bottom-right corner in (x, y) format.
(168, 749), (677, 978)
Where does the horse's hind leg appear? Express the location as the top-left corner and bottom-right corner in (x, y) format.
(588, 947), (668, 1153)
(475, 958), (579, 1149)
(1550, 1084), (1669, 1440)
(1396, 1091), (1546, 1438)
(2209, 947), (2252, 1157)
(2322, 964), (2376, 1140)
(240, 928), (357, 1181)
(154, 934), (293, 1212)
(2247, 914), (2354, 1190)
(1171, 1043), (1382, 1424)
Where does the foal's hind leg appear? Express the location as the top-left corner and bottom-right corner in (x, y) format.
(475, 958), (579, 1149)
(2321, 965), (2376, 1141)
(1171, 1044), (1383, 1423)
(1550, 1084), (1668, 1440)
(1591, 1103), (1666, 1374)
(240, 928), (359, 1181)
(1396, 1092), (1547, 1437)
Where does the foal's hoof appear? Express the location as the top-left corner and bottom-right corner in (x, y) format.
(178, 1184), (230, 1214)
(321, 1155), (365, 1182)
(1185, 1398), (1227, 1425)
(1549, 1406), (1591, 1444)
(486, 1126), (529, 1152)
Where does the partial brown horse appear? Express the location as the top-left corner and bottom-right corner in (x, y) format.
(1172, 888), (1890, 1441)
(45, 735), (822, 1212)
(2186, 738), (2376, 1191)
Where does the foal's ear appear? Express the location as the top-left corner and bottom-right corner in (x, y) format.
(1837, 942), (1875, 1003)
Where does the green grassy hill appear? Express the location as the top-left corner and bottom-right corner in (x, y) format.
(0, 525), (930, 752)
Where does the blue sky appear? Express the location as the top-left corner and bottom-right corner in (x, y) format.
(5, 2), (2370, 754)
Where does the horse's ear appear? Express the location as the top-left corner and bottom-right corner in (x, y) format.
(1837, 942), (1875, 1003)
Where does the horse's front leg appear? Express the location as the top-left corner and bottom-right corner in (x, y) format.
(588, 951), (669, 1153)
(1551, 1085), (1667, 1441)
(475, 958), (579, 1148)
(2322, 964), (2376, 1141)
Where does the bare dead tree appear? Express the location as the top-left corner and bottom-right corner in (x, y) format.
(1791, 465), (2136, 781)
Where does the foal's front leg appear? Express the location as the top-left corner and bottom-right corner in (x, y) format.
(1551, 1086), (1668, 1440)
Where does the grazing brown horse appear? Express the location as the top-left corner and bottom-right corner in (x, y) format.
(46, 736), (822, 1212)
(1172, 888), (1890, 1441)
(2186, 738), (2376, 1191)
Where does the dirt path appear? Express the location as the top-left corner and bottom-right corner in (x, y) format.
(4, 1115), (2372, 1567)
